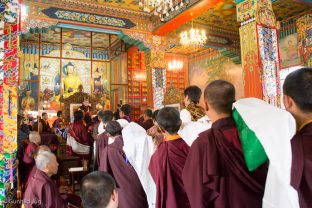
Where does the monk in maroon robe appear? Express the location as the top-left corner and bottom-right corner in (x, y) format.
(283, 68), (312, 208)
(23, 151), (67, 208)
(52, 111), (63, 128)
(96, 110), (114, 168)
(21, 132), (41, 191)
(149, 107), (190, 208)
(139, 109), (154, 130)
(98, 121), (148, 208)
(67, 110), (92, 160)
(40, 112), (52, 133)
(183, 80), (267, 208)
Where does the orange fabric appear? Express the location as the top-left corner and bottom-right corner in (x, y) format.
(165, 134), (181, 141)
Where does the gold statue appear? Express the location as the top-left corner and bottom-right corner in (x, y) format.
(21, 90), (35, 112)
(63, 62), (82, 98)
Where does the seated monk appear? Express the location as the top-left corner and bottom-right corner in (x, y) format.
(24, 145), (52, 190)
(81, 171), (118, 208)
(67, 110), (92, 160)
(39, 112), (52, 133)
(98, 121), (148, 208)
(23, 151), (81, 208)
(21, 131), (41, 189)
(148, 107), (190, 208)
(52, 111), (63, 129)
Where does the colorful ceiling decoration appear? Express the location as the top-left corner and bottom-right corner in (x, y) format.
(272, 0), (312, 21)
(22, 27), (120, 48)
(193, 0), (239, 32)
(42, 7), (136, 29)
(62, 0), (145, 12)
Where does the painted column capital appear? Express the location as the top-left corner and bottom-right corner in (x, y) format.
(236, 0), (279, 28)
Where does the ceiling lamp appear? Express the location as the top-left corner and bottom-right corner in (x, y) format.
(180, 28), (207, 47)
(168, 60), (183, 72)
(139, 0), (185, 21)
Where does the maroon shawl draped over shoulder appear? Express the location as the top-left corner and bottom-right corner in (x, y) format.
(67, 120), (92, 159)
(182, 117), (267, 208)
(23, 168), (67, 208)
(96, 132), (108, 168)
(291, 122), (312, 208)
(68, 120), (91, 145)
(149, 138), (190, 208)
(98, 135), (148, 208)
(22, 142), (38, 184)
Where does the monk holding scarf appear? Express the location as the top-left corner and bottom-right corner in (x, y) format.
(182, 80), (268, 208)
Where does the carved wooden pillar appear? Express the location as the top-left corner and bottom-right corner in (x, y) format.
(237, 0), (281, 106)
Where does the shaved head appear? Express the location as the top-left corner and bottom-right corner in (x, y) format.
(283, 68), (312, 112)
(204, 80), (235, 114)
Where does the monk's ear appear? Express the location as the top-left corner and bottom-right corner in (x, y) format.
(283, 95), (293, 111)
(112, 189), (118, 202)
(204, 101), (209, 111)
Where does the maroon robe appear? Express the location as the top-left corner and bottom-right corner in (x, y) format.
(52, 118), (62, 128)
(22, 142), (38, 186)
(23, 167), (67, 208)
(67, 120), (91, 159)
(98, 135), (148, 208)
(149, 138), (191, 208)
(182, 117), (268, 208)
(40, 119), (52, 133)
(96, 131), (108, 168)
(291, 122), (312, 208)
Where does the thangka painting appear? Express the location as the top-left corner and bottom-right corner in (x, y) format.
(40, 58), (60, 105)
(189, 54), (244, 106)
(92, 62), (110, 94)
(279, 33), (301, 68)
(18, 81), (39, 115)
(19, 54), (39, 81)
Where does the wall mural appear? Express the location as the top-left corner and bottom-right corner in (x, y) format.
(279, 33), (301, 68)
(189, 54), (244, 107)
(19, 41), (111, 114)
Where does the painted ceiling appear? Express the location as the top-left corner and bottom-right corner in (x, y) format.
(166, 0), (312, 56)
(22, 28), (119, 48)
(193, 0), (238, 32)
(273, 0), (312, 20)
(63, 0), (149, 12)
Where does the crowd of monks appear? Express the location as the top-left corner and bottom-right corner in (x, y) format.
(16, 67), (312, 208)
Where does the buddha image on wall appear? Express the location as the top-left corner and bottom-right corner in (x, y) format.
(62, 62), (83, 98)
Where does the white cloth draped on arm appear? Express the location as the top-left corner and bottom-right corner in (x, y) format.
(122, 122), (156, 208)
(233, 98), (299, 208)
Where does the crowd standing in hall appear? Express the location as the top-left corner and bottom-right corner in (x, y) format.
(17, 68), (312, 208)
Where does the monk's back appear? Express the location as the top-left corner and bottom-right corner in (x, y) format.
(99, 136), (148, 208)
(149, 138), (190, 208)
(183, 117), (267, 208)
